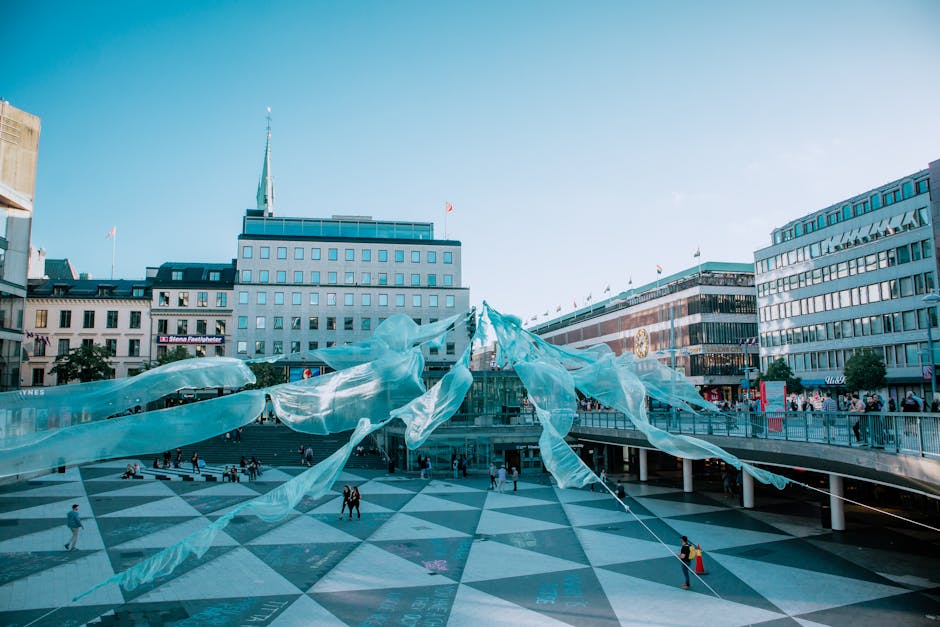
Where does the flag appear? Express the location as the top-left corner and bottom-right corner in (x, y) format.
(628, 277), (633, 286)
(543, 311), (549, 317)
(693, 247), (701, 258)
(445, 202), (454, 214)
(656, 264), (663, 274)
(573, 300), (577, 308)
(604, 285), (611, 293)
(106, 226), (116, 239)
(555, 305), (561, 312)
(586, 293), (592, 302)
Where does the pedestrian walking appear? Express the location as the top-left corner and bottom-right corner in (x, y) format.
(461, 454), (468, 478)
(191, 452), (200, 475)
(339, 485), (351, 520)
(418, 454), (426, 479)
(616, 480), (626, 499)
(65, 504), (83, 551)
(453, 458), (459, 479)
(424, 457), (432, 480)
(174, 448), (182, 468)
(489, 463), (497, 490)
(235, 427), (242, 443)
(678, 535), (693, 589)
(497, 465), (507, 493)
(348, 486), (361, 520)
(511, 466), (519, 491)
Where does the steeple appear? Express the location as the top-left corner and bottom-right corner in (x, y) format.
(256, 107), (275, 216)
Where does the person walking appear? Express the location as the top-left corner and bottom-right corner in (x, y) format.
(191, 452), (200, 475)
(678, 535), (693, 589)
(339, 485), (351, 520)
(489, 463), (497, 490)
(348, 486), (361, 520)
(511, 467), (519, 491)
(616, 480), (626, 500)
(453, 457), (459, 480)
(497, 465), (507, 493)
(174, 448), (182, 468)
(65, 504), (83, 551)
(424, 457), (432, 480)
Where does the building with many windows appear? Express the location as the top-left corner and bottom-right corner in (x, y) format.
(147, 262), (236, 360)
(754, 159), (939, 401)
(531, 262), (758, 402)
(23, 279), (152, 386)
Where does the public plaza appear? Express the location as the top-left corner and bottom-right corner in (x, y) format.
(0, 459), (937, 626)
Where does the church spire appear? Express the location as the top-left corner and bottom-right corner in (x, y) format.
(256, 107), (275, 216)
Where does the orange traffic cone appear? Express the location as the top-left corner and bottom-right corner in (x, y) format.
(694, 544), (708, 575)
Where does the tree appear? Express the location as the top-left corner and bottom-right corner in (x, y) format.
(758, 357), (803, 394)
(245, 362), (287, 389)
(156, 346), (193, 366)
(844, 348), (886, 392)
(49, 343), (113, 383)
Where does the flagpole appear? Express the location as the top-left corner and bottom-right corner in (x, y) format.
(111, 231), (116, 279)
(444, 201), (448, 240)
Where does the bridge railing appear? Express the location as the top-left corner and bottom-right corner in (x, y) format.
(573, 410), (940, 459)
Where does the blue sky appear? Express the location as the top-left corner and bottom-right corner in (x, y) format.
(4, 0), (940, 320)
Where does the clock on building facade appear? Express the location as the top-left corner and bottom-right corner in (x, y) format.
(633, 328), (650, 358)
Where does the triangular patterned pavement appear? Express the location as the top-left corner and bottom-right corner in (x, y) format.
(310, 542), (458, 592)
(475, 508), (567, 536)
(247, 542), (359, 591)
(248, 514), (359, 546)
(311, 583), (459, 625)
(486, 526), (589, 565)
(371, 536), (475, 581)
(269, 594), (346, 626)
(447, 583), (572, 626)
(368, 512), (470, 542)
(461, 535), (585, 583)
(409, 508), (482, 537)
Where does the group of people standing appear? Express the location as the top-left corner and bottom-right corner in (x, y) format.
(339, 485), (361, 520)
(488, 463), (519, 492)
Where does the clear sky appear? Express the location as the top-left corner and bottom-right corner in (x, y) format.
(4, 0), (939, 321)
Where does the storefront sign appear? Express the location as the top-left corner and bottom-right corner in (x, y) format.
(824, 375), (846, 385)
(157, 335), (225, 345)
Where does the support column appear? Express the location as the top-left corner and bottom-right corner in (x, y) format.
(829, 473), (846, 531)
(682, 458), (693, 493)
(742, 471), (754, 509)
(639, 448), (648, 482)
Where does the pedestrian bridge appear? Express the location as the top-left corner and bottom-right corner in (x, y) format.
(570, 410), (940, 499)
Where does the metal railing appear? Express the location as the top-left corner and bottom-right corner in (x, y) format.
(573, 410), (940, 459)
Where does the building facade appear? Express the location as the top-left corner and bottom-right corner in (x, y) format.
(23, 279), (152, 386)
(0, 101), (41, 391)
(147, 262), (236, 360)
(532, 262), (758, 402)
(754, 159), (939, 400)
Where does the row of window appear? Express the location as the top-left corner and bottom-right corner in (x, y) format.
(169, 270), (223, 281)
(239, 270), (455, 287)
(688, 322), (759, 345)
(156, 344), (225, 358)
(757, 240), (933, 297)
(155, 319), (227, 336)
(242, 245), (454, 265)
(35, 337), (143, 359)
(39, 309), (143, 330)
(236, 338), (456, 357)
(761, 307), (937, 348)
(759, 271), (936, 323)
(770, 342), (931, 373)
(237, 291), (458, 308)
(760, 206), (928, 274)
(771, 178), (929, 245)
(157, 291), (228, 308)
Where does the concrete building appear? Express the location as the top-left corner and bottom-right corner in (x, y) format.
(23, 279), (152, 386)
(754, 160), (939, 401)
(531, 262), (758, 402)
(0, 100), (41, 391)
(233, 120), (471, 373)
(147, 262), (236, 360)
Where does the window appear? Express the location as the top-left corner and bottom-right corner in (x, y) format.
(32, 368), (44, 387)
(294, 271), (303, 283)
(196, 319), (207, 335)
(362, 249), (372, 262)
(291, 316), (301, 330)
(260, 247), (270, 259)
(446, 342), (455, 356)
(256, 316), (266, 329)
(395, 250), (405, 262)
(83, 310), (95, 328)
(410, 274), (420, 286)
(327, 317), (336, 330)
(446, 295), (455, 307)
(294, 247), (304, 260)
(242, 270), (252, 282)
(427, 251), (437, 264)
(395, 273), (404, 286)
(277, 247), (287, 259)
(311, 247), (322, 260)
(310, 292), (320, 305)
(328, 293), (336, 306)
(159, 292), (170, 306)
(291, 341), (300, 354)
(214, 345), (224, 357)
(178, 292), (189, 307)
(128, 339), (140, 357)
(195, 345), (207, 358)
(328, 248), (338, 261)
(276, 271), (286, 284)
(257, 292), (267, 305)
(242, 246), (253, 259)
(345, 272), (355, 284)
(177, 319), (188, 334)
(344, 317), (354, 331)
(443, 274), (454, 286)
(34, 338), (46, 357)
(378, 249), (388, 262)
(216, 319), (226, 335)
(361, 272), (371, 284)
(35, 310), (47, 328)
(156, 345), (167, 359)
(274, 292), (285, 305)
(158, 319), (168, 333)
(311, 271), (321, 284)
(130, 311), (141, 328)
(361, 318), (371, 331)
(273, 316), (284, 329)
(427, 274), (437, 286)
(216, 292), (227, 307)
(344, 293), (354, 306)
(412, 295), (422, 307)
(239, 291), (249, 304)
(309, 316), (319, 330)
(345, 248), (355, 261)
(379, 273), (388, 285)
(396, 295), (405, 307)
(292, 292), (302, 305)
(255, 340), (265, 354)
(239, 316), (248, 329)
(260, 270), (270, 283)
(308, 341), (319, 350)
(171, 270), (184, 281)
(237, 341), (248, 354)
(197, 291), (208, 307)
(328, 272), (337, 284)
(429, 295), (439, 307)
(57, 338), (69, 356)
(362, 294), (371, 306)
(106, 310), (118, 328)
(443, 252), (453, 264)
(411, 251), (421, 263)
(379, 294), (389, 307)
(132, 287), (145, 297)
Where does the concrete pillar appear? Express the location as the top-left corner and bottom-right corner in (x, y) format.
(639, 448), (648, 482)
(742, 471), (754, 509)
(682, 458), (693, 493)
(829, 473), (846, 531)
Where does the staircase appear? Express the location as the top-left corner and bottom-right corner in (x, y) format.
(141, 424), (387, 471)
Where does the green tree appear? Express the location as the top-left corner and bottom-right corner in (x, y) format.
(245, 362), (287, 389)
(758, 357), (803, 394)
(844, 348), (887, 392)
(49, 343), (113, 383)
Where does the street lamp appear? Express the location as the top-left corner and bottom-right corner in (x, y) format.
(922, 292), (940, 406)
